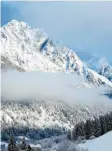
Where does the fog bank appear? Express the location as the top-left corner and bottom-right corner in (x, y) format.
(1, 71), (111, 105)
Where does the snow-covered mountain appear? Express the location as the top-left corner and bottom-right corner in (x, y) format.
(1, 20), (112, 142)
(99, 63), (112, 82)
(1, 20), (112, 87)
(77, 51), (112, 82)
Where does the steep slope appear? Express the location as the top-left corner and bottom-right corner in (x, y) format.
(77, 51), (112, 82)
(1, 20), (112, 87)
(1, 100), (112, 140)
(80, 131), (112, 151)
(98, 63), (112, 82)
(1, 56), (25, 72)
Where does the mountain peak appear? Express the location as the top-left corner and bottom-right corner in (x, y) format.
(1, 20), (112, 87)
(7, 20), (27, 27)
(77, 51), (112, 82)
(2, 20), (32, 34)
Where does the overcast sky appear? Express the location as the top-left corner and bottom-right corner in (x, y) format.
(1, 1), (112, 63)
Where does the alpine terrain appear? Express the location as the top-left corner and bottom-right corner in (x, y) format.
(1, 20), (112, 87)
(1, 20), (112, 150)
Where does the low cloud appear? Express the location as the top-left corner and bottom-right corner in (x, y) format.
(1, 71), (112, 106)
(98, 57), (108, 67)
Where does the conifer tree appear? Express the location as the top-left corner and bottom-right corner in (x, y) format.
(100, 115), (107, 135)
(8, 134), (17, 151)
(21, 136), (26, 150)
(27, 145), (32, 151)
(72, 111), (112, 141)
(67, 130), (72, 140)
(94, 118), (101, 137)
(85, 119), (96, 139)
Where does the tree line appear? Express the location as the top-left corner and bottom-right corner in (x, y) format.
(68, 111), (112, 141)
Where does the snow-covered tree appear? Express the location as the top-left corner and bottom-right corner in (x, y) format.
(94, 118), (101, 137)
(84, 119), (95, 139)
(57, 140), (88, 151)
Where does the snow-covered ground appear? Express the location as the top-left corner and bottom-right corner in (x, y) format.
(80, 131), (112, 151)
(1, 132), (112, 151)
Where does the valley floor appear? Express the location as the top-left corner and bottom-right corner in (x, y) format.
(1, 131), (112, 151)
